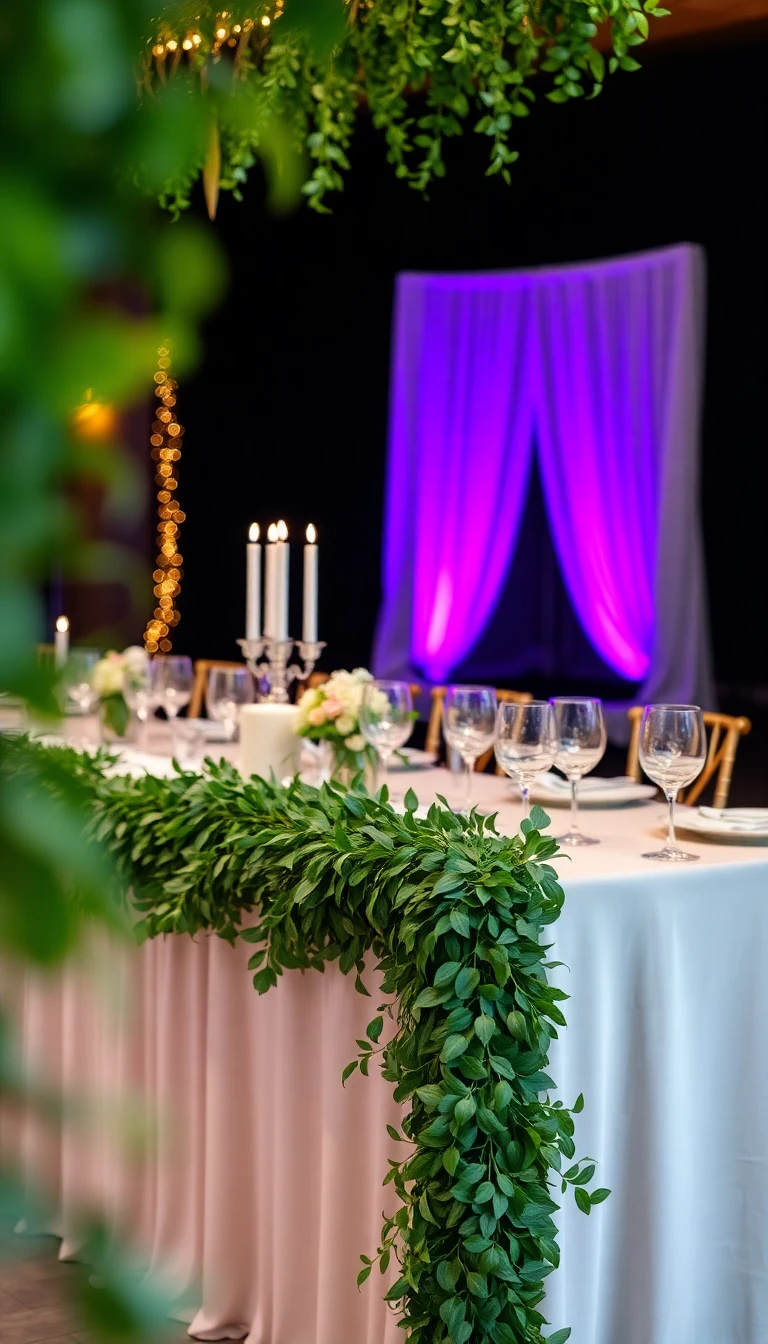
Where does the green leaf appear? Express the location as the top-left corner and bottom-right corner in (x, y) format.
(443, 1145), (460, 1175)
(590, 1187), (611, 1205)
(434, 961), (461, 987)
(419, 1191), (439, 1224)
(546, 1331), (572, 1344)
(474, 1014), (495, 1044)
(404, 787), (419, 812)
(572, 1092), (584, 1113)
(449, 908), (471, 938)
(571, 1163), (596, 1186)
(357, 1265), (371, 1286)
(441, 1034), (469, 1063)
(507, 1010), (528, 1041)
(455, 966), (480, 998)
(341, 1060), (358, 1085)
(575, 1186), (591, 1214)
(454, 1095), (477, 1125)
(366, 1015), (384, 1042)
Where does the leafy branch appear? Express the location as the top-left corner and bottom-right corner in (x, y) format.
(145, 0), (670, 213)
(7, 739), (609, 1344)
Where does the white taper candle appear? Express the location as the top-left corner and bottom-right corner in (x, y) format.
(246, 523), (261, 641)
(303, 524), (318, 644)
(54, 615), (69, 668)
(275, 520), (289, 643)
(264, 523), (278, 639)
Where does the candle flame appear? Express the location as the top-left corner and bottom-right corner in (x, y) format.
(248, 522), (260, 542)
(276, 519), (288, 541)
(267, 523), (278, 543)
(55, 616), (69, 633)
(306, 523), (317, 544)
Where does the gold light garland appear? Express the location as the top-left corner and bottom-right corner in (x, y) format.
(143, 345), (186, 654)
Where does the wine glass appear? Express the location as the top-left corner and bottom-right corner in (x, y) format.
(442, 685), (497, 813)
(151, 655), (193, 722)
(638, 704), (706, 862)
(494, 701), (557, 817)
(60, 650), (100, 716)
(205, 666), (253, 741)
(359, 680), (414, 796)
(123, 662), (154, 749)
(550, 697), (607, 846)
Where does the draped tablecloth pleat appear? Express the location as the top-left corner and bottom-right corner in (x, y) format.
(1, 934), (403, 1344)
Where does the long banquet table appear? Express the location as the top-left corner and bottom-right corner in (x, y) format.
(3, 759), (768, 1344)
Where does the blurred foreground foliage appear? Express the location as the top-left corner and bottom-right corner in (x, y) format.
(0, 1), (227, 1334)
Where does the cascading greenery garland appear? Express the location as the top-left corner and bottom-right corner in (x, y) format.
(16, 739), (608, 1344)
(145, 0), (669, 214)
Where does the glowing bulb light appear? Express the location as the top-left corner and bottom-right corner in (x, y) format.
(143, 343), (186, 655)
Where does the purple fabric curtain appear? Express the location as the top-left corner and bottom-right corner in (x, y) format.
(375, 274), (538, 684)
(373, 246), (713, 731)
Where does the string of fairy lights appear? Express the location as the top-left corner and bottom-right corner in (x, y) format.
(143, 345), (186, 654)
(149, 6), (286, 69)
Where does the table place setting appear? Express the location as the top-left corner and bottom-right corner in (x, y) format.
(674, 805), (768, 843)
(526, 773), (657, 807)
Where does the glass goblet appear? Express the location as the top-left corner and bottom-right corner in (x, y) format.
(152, 655), (193, 722)
(205, 666), (253, 741)
(359, 680), (414, 797)
(638, 704), (706, 862)
(124, 665), (154, 749)
(550, 696), (607, 846)
(442, 684), (497, 813)
(494, 701), (557, 817)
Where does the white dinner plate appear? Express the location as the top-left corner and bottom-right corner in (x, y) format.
(522, 774), (657, 808)
(389, 747), (439, 772)
(675, 806), (768, 844)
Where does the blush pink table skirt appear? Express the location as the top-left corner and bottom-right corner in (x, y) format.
(0, 933), (403, 1344)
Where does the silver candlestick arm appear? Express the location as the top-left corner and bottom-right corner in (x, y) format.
(237, 637), (326, 704)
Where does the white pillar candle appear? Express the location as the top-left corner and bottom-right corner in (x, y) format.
(246, 523), (261, 641)
(303, 524), (318, 644)
(264, 523), (278, 639)
(275, 519), (289, 643)
(239, 703), (300, 782)
(54, 615), (69, 668)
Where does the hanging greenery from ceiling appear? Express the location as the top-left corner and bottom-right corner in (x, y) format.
(143, 0), (668, 216)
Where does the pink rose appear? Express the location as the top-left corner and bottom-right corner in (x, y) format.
(307, 705), (327, 727)
(323, 697), (344, 721)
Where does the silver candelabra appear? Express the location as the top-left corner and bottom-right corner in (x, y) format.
(237, 637), (326, 703)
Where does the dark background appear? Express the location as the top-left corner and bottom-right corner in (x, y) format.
(168, 27), (766, 701)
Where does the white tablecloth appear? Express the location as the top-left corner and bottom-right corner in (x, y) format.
(3, 757), (768, 1344)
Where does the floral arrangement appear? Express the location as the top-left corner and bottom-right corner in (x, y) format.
(297, 667), (384, 777)
(92, 646), (148, 738)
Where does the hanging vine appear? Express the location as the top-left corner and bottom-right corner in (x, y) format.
(140, 0), (669, 215)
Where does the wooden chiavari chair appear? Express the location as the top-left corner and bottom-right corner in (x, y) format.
(425, 686), (533, 772)
(626, 706), (751, 809)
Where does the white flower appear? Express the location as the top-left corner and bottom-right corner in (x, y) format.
(336, 712), (356, 736)
(345, 733), (365, 752)
(92, 652), (125, 697)
(352, 667), (373, 683)
(123, 645), (148, 674)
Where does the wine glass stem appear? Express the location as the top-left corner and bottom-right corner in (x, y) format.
(463, 754), (475, 811)
(666, 790), (677, 849)
(569, 777), (580, 836)
(379, 748), (392, 795)
(521, 783), (530, 818)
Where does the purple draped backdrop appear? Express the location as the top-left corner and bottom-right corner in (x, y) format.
(373, 245), (713, 737)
